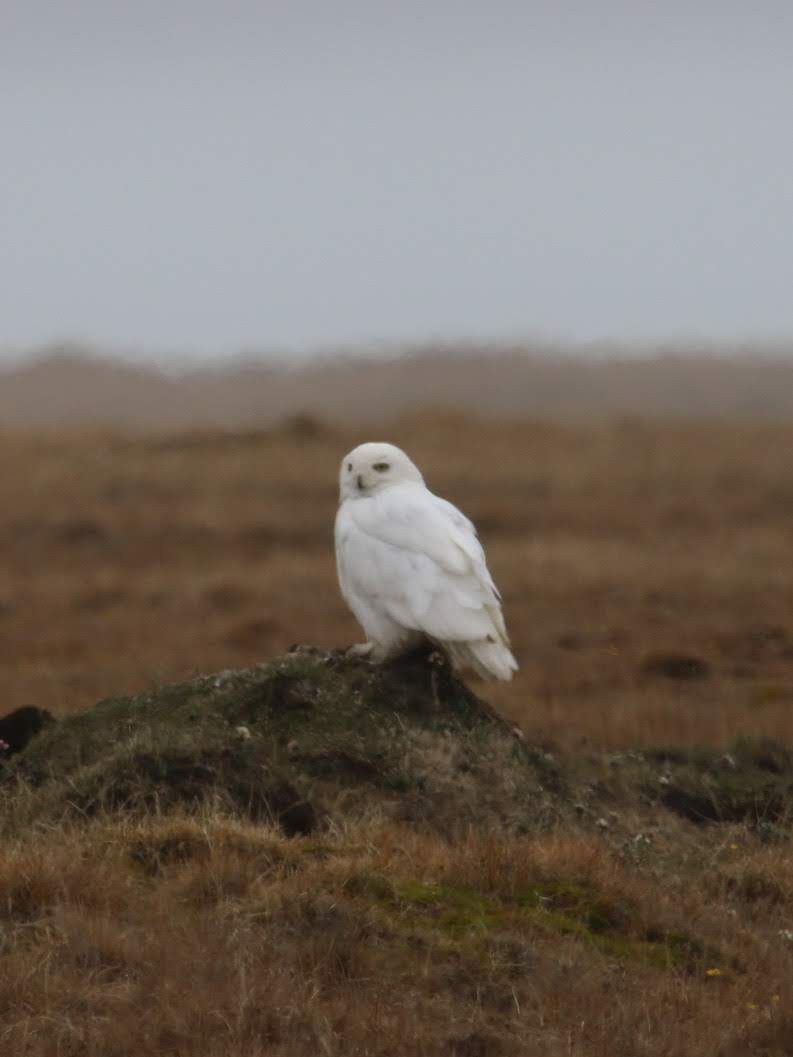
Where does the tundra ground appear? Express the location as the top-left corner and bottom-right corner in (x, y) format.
(1, 415), (792, 1056)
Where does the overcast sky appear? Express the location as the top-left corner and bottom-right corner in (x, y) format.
(2, 1), (792, 360)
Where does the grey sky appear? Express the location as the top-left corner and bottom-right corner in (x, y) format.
(2, 1), (793, 360)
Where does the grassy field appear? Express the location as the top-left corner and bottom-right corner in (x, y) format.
(1, 413), (793, 1055)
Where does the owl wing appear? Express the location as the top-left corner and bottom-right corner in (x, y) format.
(336, 483), (509, 647)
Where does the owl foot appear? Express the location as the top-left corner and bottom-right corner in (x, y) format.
(346, 641), (388, 662)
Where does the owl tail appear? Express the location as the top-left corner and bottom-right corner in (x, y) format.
(444, 638), (518, 681)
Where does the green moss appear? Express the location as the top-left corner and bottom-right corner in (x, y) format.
(518, 881), (627, 934)
(343, 871), (397, 902)
(349, 874), (720, 974)
(392, 881), (499, 936)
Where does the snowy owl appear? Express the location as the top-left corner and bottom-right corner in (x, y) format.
(334, 442), (517, 680)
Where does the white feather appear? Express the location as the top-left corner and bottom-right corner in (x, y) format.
(334, 442), (518, 681)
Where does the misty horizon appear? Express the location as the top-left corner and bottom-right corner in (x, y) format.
(4, 2), (793, 361)
(3, 336), (793, 372)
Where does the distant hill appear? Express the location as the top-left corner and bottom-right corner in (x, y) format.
(1, 344), (793, 427)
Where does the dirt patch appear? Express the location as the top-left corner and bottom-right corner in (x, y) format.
(639, 652), (711, 681)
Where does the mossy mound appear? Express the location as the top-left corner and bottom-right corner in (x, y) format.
(638, 737), (793, 830)
(1, 647), (549, 836)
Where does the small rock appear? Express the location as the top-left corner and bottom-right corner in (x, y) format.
(287, 739), (299, 754)
(596, 817), (609, 830)
(235, 725), (252, 741)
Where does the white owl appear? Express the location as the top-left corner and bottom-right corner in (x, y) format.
(334, 442), (518, 680)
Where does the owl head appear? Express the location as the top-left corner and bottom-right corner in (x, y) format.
(338, 442), (424, 501)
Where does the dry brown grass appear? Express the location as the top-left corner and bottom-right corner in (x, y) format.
(2, 815), (793, 1056)
(2, 413), (793, 1055)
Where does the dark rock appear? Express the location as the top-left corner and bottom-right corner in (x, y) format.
(0, 706), (56, 756)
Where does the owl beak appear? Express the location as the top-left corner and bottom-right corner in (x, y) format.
(356, 474), (365, 491)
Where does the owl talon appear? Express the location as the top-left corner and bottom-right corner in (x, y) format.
(346, 642), (384, 662)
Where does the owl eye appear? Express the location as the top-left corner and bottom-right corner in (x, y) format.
(372, 462), (390, 472)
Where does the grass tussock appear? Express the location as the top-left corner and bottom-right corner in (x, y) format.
(1, 816), (793, 1057)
